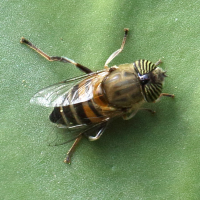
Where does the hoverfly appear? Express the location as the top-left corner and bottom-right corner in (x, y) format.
(20, 29), (174, 164)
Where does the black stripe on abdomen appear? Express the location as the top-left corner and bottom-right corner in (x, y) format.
(49, 102), (93, 127)
(49, 106), (77, 126)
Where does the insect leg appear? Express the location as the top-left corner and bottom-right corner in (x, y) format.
(155, 93), (174, 102)
(160, 93), (175, 98)
(88, 122), (108, 141)
(155, 59), (162, 66)
(20, 37), (92, 74)
(104, 28), (129, 68)
(140, 108), (156, 114)
(123, 108), (155, 120)
(64, 134), (83, 164)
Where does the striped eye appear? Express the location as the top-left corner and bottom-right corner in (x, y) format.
(134, 60), (157, 75)
(143, 83), (163, 102)
(133, 59), (164, 102)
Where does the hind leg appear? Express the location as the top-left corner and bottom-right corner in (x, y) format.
(20, 37), (92, 74)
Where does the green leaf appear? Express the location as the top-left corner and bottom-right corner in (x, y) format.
(1, 0), (200, 199)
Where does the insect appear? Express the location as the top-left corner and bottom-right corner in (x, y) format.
(20, 28), (174, 164)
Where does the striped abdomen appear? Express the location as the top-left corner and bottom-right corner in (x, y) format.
(49, 101), (106, 127)
(49, 73), (109, 127)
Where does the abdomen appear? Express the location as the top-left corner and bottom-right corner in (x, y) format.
(49, 74), (109, 127)
(49, 101), (105, 127)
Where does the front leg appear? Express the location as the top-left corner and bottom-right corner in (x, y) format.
(104, 28), (129, 68)
(160, 93), (175, 98)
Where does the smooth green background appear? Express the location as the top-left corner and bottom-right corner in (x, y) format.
(1, 0), (200, 199)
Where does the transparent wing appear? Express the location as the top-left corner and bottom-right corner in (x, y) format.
(30, 80), (76, 107)
(47, 124), (87, 146)
(30, 72), (104, 107)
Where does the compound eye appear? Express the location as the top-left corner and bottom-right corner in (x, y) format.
(143, 83), (163, 102)
(139, 74), (150, 85)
